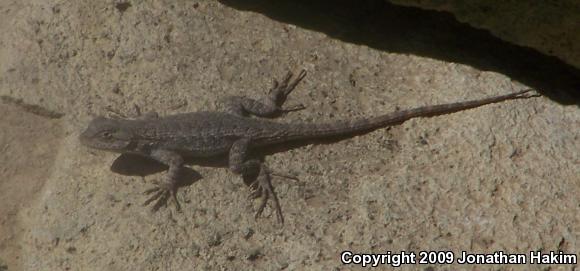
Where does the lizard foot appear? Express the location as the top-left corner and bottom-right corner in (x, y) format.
(247, 170), (298, 200)
(248, 165), (284, 224)
(270, 69), (307, 96)
(143, 179), (182, 212)
(268, 69), (307, 113)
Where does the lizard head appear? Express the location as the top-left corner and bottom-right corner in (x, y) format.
(80, 117), (135, 152)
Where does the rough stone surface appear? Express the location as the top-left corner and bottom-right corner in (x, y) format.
(0, 0), (578, 270)
(388, 0), (580, 68)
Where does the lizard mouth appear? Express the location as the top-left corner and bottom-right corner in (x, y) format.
(79, 130), (93, 146)
(79, 130), (130, 152)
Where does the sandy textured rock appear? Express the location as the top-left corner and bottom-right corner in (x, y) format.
(0, 0), (578, 270)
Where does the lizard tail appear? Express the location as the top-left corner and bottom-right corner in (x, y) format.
(290, 89), (538, 139)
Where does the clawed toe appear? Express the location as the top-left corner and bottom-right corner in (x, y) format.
(143, 181), (182, 212)
(267, 70), (307, 112)
(143, 189), (164, 205)
(143, 183), (161, 195)
(282, 103), (306, 113)
(276, 70), (306, 94)
(285, 70), (306, 95)
(270, 171), (299, 182)
(248, 168), (284, 224)
(254, 190), (269, 219)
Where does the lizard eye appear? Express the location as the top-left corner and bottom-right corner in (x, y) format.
(101, 131), (113, 139)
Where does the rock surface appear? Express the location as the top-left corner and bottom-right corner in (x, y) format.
(0, 0), (578, 270)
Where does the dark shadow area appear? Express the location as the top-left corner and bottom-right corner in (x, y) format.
(111, 153), (166, 176)
(111, 153), (203, 188)
(220, 0), (580, 105)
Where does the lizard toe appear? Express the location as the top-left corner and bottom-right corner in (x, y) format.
(143, 180), (181, 212)
(143, 186), (161, 195)
(170, 189), (182, 212)
(151, 191), (170, 211)
(143, 189), (164, 206)
(254, 191), (269, 219)
(252, 166), (284, 224)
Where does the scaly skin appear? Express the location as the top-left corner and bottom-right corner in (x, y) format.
(80, 69), (538, 223)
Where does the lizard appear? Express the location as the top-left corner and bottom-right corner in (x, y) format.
(80, 69), (538, 223)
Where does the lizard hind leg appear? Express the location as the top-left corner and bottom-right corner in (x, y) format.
(229, 139), (284, 223)
(223, 69), (307, 118)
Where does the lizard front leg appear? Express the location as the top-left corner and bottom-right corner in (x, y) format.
(229, 138), (284, 224)
(223, 70), (307, 118)
(143, 149), (184, 211)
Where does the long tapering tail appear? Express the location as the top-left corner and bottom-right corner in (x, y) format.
(286, 89), (538, 140)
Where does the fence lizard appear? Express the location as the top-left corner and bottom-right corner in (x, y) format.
(80, 70), (538, 223)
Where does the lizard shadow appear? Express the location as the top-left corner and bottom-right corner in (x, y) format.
(110, 152), (282, 187)
(109, 153), (271, 196)
(107, 139), (351, 191)
(220, 0), (580, 106)
(110, 153), (204, 188)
